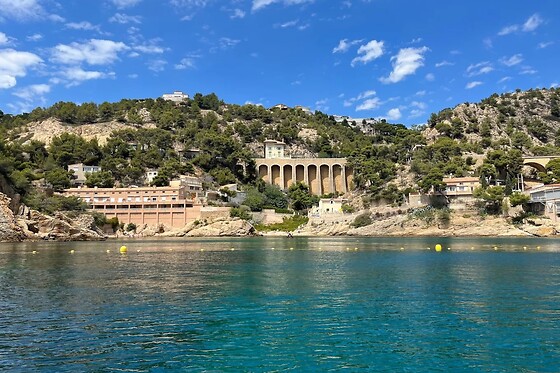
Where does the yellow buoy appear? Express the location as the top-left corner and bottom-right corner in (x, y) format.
(354, 247), (358, 251)
(289, 247), (294, 250)
(119, 245), (127, 254)
(318, 247), (322, 250)
(400, 247), (404, 251)
(32, 250), (37, 254)
(200, 248), (205, 252)
(493, 246), (498, 251)
(106, 250), (111, 253)
(231, 247), (235, 251)
(537, 246), (541, 250)
(435, 244), (442, 252)
(70, 250), (75, 254)
(447, 247), (451, 251)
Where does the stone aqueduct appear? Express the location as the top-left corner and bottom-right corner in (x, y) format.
(255, 158), (353, 195)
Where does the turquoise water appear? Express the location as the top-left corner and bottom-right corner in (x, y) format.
(1, 236), (560, 372)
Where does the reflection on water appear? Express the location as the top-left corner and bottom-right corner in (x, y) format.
(1, 237), (560, 371)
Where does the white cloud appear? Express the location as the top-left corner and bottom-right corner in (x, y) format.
(466, 61), (493, 77)
(385, 108), (402, 121)
(357, 90), (376, 100)
(356, 97), (381, 111)
(351, 39), (384, 66)
(230, 9), (246, 19)
(435, 60), (453, 68)
(51, 39), (129, 65)
(380, 46), (429, 84)
(498, 13), (544, 36)
(27, 33), (43, 41)
(147, 59), (167, 72)
(0, 0), (63, 22)
(65, 67), (107, 82)
(410, 101), (426, 110)
(333, 38), (362, 54)
(175, 55), (199, 69)
(109, 13), (142, 24)
(520, 67), (537, 75)
(170, 0), (211, 9)
(0, 49), (43, 89)
(498, 76), (512, 84)
(498, 24), (518, 36)
(210, 37), (240, 52)
(522, 13), (543, 32)
(132, 39), (166, 54)
(13, 83), (50, 101)
(252, 0), (314, 12)
(111, 0), (142, 8)
(483, 38), (493, 49)
(500, 54), (523, 67)
(538, 41), (554, 49)
(66, 21), (101, 32)
(278, 19), (299, 28)
(465, 81), (483, 89)
(425, 73), (435, 81)
(0, 32), (9, 45)
(415, 90), (426, 96)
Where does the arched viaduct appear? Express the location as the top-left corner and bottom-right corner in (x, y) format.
(254, 158), (353, 195)
(523, 156), (560, 172)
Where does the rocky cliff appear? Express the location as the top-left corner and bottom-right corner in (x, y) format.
(0, 192), (106, 242)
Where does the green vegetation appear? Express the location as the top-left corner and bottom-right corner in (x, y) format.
(254, 215), (309, 232)
(351, 212), (373, 228)
(1, 87), (560, 222)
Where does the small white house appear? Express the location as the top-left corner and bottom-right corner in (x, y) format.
(264, 139), (287, 159)
(309, 198), (348, 217)
(67, 163), (101, 185)
(162, 90), (189, 102)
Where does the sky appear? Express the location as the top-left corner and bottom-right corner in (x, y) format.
(0, 0), (559, 125)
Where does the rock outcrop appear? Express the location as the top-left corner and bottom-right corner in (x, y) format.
(0, 193), (26, 242)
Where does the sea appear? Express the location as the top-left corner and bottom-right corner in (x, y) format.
(1, 236), (559, 372)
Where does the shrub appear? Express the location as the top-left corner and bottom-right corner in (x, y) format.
(125, 223), (137, 232)
(230, 206), (252, 220)
(351, 212), (373, 228)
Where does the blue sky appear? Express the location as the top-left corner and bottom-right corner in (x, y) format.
(0, 0), (559, 125)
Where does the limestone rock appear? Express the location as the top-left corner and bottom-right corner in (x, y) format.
(186, 218), (256, 237)
(0, 193), (26, 242)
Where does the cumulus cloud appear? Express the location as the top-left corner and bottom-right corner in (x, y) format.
(466, 61), (493, 77)
(252, 0), (314, 12)
(385, 108), (402, 121)
(333, 38), (362, 54)
(109, 13), (142, 24)
(465, 81), (483, 89)
(64, 67), (110, 85)
(26, 34), (42, 42)
(51, 39), (129, 65)
(13, 83), (50, 100)
(0, 0), (63, 22)
(110, 0), (142, 8)
(66, 21), (102, 32)
(315, 98), (329, 112)
(351, 39), (384, 66)
(0, 49), (43, 89)
(175, 55), (199, 69)
(356, 98), (381, 111)
(380, 46), (429, 84)
(500, 54), (523, 67)
(498, 13), (543, 36)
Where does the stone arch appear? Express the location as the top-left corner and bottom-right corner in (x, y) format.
(332, 164), (345, 194)
(308, 164), (320, 195)
(271, 164), (281, 187)
(320, 164), (331, 195)
(523, 161), (546, 173)
(295, 164), (305, 184)
(345, 166), (354, 191)
(258, 164), (269, 182)
(283, 164), (293, 189)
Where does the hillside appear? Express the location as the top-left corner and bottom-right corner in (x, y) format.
(1, 87), (560, 222)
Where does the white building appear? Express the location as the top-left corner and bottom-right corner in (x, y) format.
(67, 163), (101, 185)
(162, 91), (189, 102)
(146, 170), (159, 183)
(170, 175), (204, 197)
(309, 198), (348, 217)
(264, 139), (287, 159)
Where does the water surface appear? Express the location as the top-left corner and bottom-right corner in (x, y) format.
(1, 237), (559, 372)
